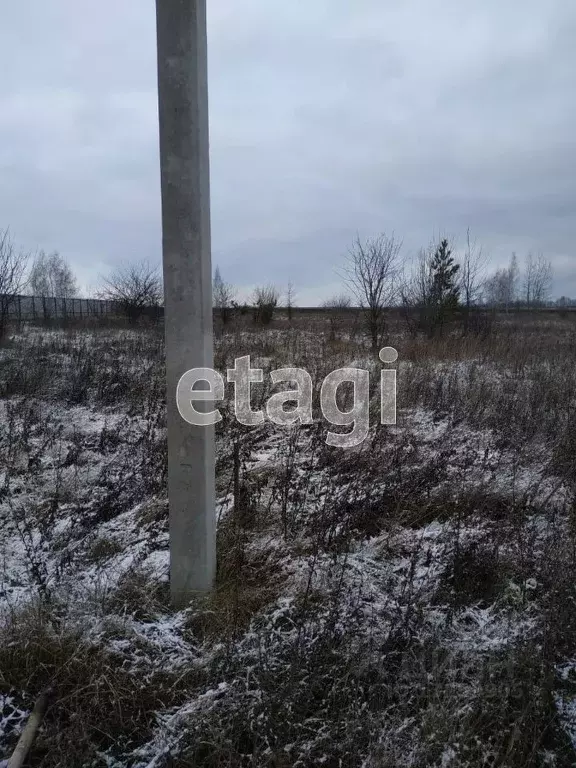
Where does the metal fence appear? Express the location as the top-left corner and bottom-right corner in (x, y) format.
(3, 295), (123, 322)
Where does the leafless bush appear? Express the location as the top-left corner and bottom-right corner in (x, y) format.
(323, 293), (353, 341)
(252, 284), (279, 325)
(323, 293), (351, 309)
(98, 260), (162, 325)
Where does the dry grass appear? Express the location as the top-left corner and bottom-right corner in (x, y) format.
(2, 311), (576, 765)
(0, 598), (187, 766)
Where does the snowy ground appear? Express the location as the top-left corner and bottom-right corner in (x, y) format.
(1, 321), (576, 766)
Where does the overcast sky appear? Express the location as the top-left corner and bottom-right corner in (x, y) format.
(1, 1), (575, 302)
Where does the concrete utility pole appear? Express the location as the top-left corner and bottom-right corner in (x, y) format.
(155, 0), (216, 605)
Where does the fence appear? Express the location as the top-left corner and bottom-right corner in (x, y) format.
(2, 295), (123, 322)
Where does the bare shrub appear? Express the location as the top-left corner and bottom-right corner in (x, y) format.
(252, 284), (279, 326)
(323, 293), (352, 341)
(0, 597), (194, 767)
(98, 260), (162, 325)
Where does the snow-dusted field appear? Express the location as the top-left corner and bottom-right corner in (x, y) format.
(2, 317), (576, 767)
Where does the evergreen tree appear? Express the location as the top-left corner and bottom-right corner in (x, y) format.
(430, 239), (460, 335)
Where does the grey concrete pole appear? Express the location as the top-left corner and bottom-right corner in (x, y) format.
(155, 0), (216, 605)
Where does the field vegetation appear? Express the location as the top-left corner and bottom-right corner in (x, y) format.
(1, 302), (576, 766)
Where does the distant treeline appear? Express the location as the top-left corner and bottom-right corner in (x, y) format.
(3, 294), (576, 327)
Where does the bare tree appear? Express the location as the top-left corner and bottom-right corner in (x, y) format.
(510, 252), (519, 308)
(341, 233), (401, 353)
(213, 266), (236, 326)
(524, 253), (553, 308)
(400, 242), (438, 337)
(30, 250), (79, 322)
(30, 251), (78, 299)
(285, 281), (297, 323)
(484, 253), (519, 311)
(523, 254), (535, 308)
(252, 284), (279, 326)
(0, 228), (30, 338)
(484, 269), (507, 308)
(460, 229), (487, 335)
(98, 261), (162, 324)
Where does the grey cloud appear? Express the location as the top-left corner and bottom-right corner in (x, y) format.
(1, 1), (575, 299)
